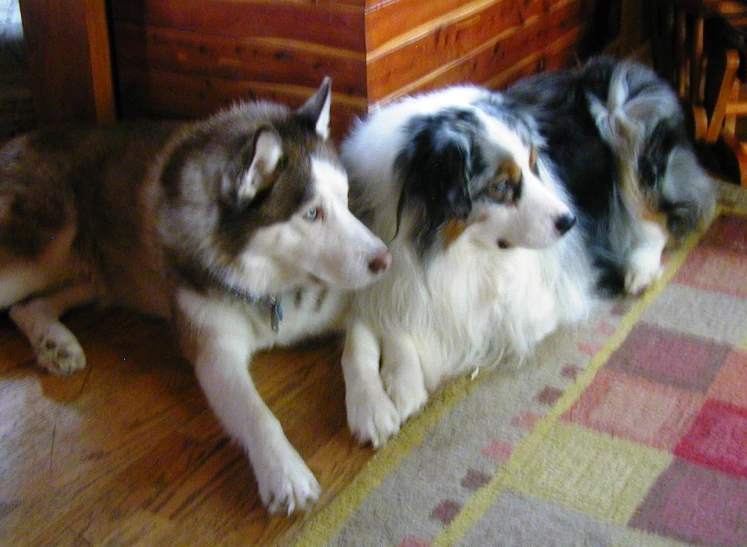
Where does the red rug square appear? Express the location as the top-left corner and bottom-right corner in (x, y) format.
(709, 349), (747, 407)
(674, 248), (747, 297)
(674, 215), (747, 297)
(698, 215), (747, 254)
(630, 458), (747, 547)
(675, 399), (747, 478)
(562, 370), (703, 450)
(606, 324), (731, 393)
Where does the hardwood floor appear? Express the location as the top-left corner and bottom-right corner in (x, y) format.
(0, 307), (373, 545)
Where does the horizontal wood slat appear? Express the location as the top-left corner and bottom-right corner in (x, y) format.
(109, 0), (366, 51)
(364, 0), (486, 51)
(113, 23), (367, 97)
(366, 0), (588, 102)
(379, 25), (587, 106)
(116, 67), (365, 139)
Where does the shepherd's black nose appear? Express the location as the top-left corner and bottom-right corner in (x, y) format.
(368, 250), (391, 274)
(555, 212), (577, 235)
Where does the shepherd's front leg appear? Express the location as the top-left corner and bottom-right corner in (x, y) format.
(179, 293), (319, 514)
(380, 332), (428, 423)
(625, 219), (668, 295)
(342, 320), (401, 447)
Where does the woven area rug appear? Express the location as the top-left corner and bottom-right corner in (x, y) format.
(291, 182), (747, 547)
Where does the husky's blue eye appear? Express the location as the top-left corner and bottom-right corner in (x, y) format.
(304, 207), (319, 221)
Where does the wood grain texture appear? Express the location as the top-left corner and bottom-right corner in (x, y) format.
(109, 0), (366, 51)
(367, 0), (592, 103)
(0, 309), (370, 546)
(115, 66), (365, 139)
(113, 23), (367, 96)
(19, 0), (115, 124)
(109, 0), (600, 135)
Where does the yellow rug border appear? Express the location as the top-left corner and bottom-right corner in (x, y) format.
(292, 346), (488, 546)
(292, 207), (734, 546)
(434, 208), (728, 546)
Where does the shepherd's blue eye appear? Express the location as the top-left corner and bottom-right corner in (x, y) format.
(491, 180), (509, 196)
(304, 207), (319, 221)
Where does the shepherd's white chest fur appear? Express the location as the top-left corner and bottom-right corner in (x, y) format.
(352, 226), (591, 394)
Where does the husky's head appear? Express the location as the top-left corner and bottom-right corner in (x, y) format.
(394, 104), (575, 255)
(159, 78), (390, 296)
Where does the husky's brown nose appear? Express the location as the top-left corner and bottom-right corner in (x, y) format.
(555, 212), (577, 235)
(368, 251), (392, 274)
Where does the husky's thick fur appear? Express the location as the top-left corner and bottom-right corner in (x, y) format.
(0, 79), (391, 513)
(340, 57), (716, 447)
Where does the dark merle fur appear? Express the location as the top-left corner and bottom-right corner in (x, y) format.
(393, 108), (486, 255)
(505, 56), (712, 295)
(392, 105), (542, 257)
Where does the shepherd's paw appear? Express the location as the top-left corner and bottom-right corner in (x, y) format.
(624, 251), (662, 296)
(346, 386), (400, 448)
(382, 369), (428, 423)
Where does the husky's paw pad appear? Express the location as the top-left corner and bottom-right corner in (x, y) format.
(346, 387), (401, 448)
(36, 331), (86, 376)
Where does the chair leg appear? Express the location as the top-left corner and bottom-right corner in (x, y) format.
(705, 49), (741, 143)
(721, 134), (747, 187)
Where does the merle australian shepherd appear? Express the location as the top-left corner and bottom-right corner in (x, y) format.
(339, 56), (717, 447)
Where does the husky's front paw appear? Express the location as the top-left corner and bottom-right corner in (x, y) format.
(35, 325), (86, 375)
(625, 250), (663, 296)
(346, 386), (401, 448)
(256, 449), (321, 515)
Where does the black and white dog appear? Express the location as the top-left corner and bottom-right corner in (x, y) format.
(340, 57), (717, 447)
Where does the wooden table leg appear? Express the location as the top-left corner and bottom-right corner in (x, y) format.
(19, 0), (116, 124)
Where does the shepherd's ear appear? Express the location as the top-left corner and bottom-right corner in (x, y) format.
(235, 127), (283, 202)
(296, 77), (332, 140)
(398, 119), (473, 222)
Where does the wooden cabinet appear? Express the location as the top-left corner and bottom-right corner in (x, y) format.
(22, 0), (611, 137)
(19, 0), (115, 124)
(110, 0), (601, 136)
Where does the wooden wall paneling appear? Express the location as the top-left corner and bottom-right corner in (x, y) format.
(109, 0), (600, 134)
(369, 0), (590, 105)
(366, 0), (550, 101)
(113, 23), (367, 97)
(19, 0), (116, 124)
(364, 0), (486, 51)
(110, 0), (369, 136)
(485, 26), (586, 88)
(116, 66), (366, 138)
(109, 0), (366, 51)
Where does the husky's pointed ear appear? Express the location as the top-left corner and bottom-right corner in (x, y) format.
(234, 126), (283, 203)
(296, 77), (332, 140)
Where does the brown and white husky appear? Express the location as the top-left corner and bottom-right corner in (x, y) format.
(0, 79), (391, 514)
